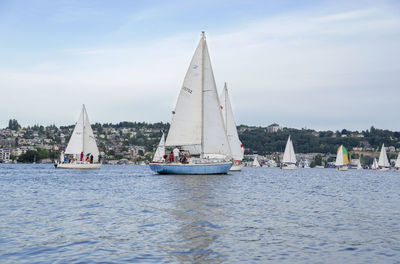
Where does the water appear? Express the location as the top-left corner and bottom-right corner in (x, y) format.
(1, 165), (400, 263)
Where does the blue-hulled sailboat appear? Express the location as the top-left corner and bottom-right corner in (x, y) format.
(149, 32), (232, 174)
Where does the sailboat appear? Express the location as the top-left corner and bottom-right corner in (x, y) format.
(149, 32), (232, 174)
(252, 155), (261, 167)
(393, 153), (400, 172)
(220, 83), (244, 171)
(335, 145), (349, 171)
(281, 136), (297, 170)
(377, 143), (390, 171)
(55, 105), (100, 169)
(371, 158), (378, 170)
(152, 133), (165, 162)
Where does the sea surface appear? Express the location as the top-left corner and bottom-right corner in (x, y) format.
(1, 164), (400, 263)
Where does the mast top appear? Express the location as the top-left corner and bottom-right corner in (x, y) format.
(201, 31), (206, 39)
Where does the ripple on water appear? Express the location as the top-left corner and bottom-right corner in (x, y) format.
(0, 165), (400, 263)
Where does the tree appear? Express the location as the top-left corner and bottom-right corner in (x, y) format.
(8, 119), (21, 130)
(314, 154), (323, 166)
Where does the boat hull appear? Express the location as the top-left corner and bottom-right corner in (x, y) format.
(55, 163), (101, 169)
(149, 162), (232, 175)
(378, 167), (390, 171)
(230, 163), (244, 171)
(337, 166), (348, 171)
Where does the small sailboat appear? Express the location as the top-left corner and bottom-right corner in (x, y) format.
(252, 155), (261, 167)
(377, 143), (390, 171)
(335, 145), (349, 171)
(356, 159), (363, 170)
(281, 136), (297, 170)
(149, 32), (232, 175)
(152, 133), (165, 162)
(55, 105), (100, 169)
(220, 83), (244, 171)
(371, 158), (378, 170)
(393, 153), (400, 172)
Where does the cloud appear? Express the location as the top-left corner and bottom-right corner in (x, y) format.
(0, 1), (399, 131)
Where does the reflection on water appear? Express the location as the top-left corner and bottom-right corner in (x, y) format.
(160, 175), (228, 263)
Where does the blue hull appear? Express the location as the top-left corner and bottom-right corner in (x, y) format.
(149, 162), (232, 175)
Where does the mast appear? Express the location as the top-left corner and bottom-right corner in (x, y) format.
(201, 31), (205, 156)
(82, 104), (85, 155)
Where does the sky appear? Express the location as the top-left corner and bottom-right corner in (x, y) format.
(0, 0), (399, 131)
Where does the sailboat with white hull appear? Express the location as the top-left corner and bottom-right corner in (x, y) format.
(377, 143), (390, 171)
(149, 32), (232, 175)
(55, 105), (100, 169)
(281, 136), (297, 170)
(335, 145), (349, 171)
(220, 83), (244, 171)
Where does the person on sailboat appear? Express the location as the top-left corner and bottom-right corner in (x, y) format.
(169, 151), (174, 163)
(90, 154), (94, 164)
(80, 152), (84, 162)
(173, 147), (180, 162)
(180, 154), (188, 163)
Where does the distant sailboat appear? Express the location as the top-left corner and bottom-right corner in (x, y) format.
(220, 83), (244, 171)
(377, 143), (390, 171)
(152, 133), (165, 162)
(394, 153), (400, 172)
(335, 145), (349, 171)
(252, 155), (261, 167)
(55, 105), (100, 169)
(356, 158), (362, 170)
(371, 158), (378, 170)
(149, 32), (232, 174)
(281, 136), (297, 170)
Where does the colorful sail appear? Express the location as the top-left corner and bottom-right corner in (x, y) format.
(335, 145), (349, 166)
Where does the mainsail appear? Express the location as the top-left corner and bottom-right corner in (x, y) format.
(165, 32), (231, 158)
(65, 105), (99, 161)
(220, 83), (243, 161)
(153, 133), (165, 162)
(282, 136), (296, 164)
(372, 158), (378, 169)
(395, 153), (400, 168)
(378, 143), (390, 167)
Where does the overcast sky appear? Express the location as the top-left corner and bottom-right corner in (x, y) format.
(0, 0), (399, 131)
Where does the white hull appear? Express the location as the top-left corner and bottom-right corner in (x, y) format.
(377, 167), (390, 171)
(393, 168), (400, 172)
(337, 166), (348, 171)
(230, 163), (244, 171)
(55, 163), (101, 169)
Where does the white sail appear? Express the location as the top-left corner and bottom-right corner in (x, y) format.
(59, 151), (64, 163)
(165, 35), (203, 147)
(335, 145), (344, 166)
(282, 136), (296, 164)
(220, 83), (243, 161)
(153, 133), (165, 162)
(165, 32), (231, 158)
(378, 143), (390, 167)
(395, 153), (400, 168)
(252, 155), (261, 167)
(372, 158), (378, 169)
(65, 105), (99, 161)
